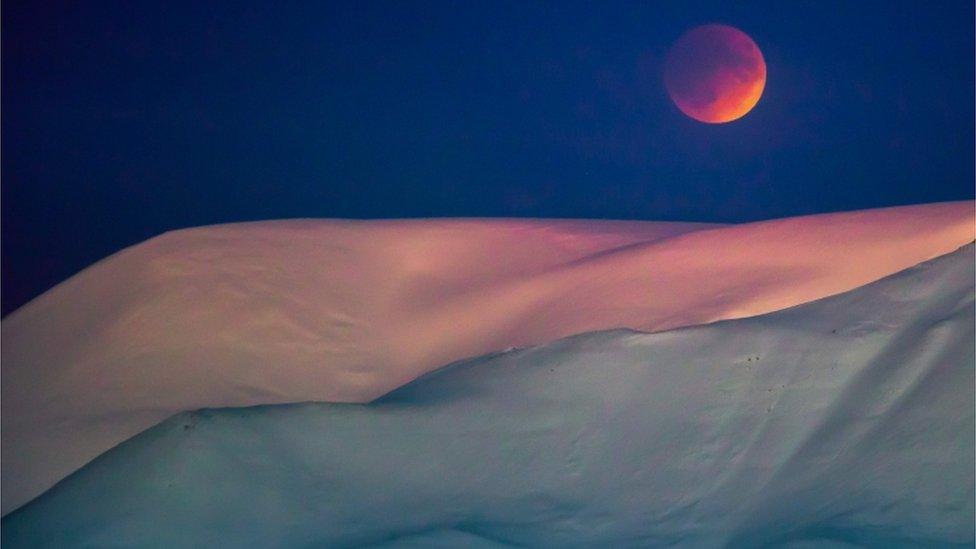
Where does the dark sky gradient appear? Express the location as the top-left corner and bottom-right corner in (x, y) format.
(3, 1), (974, 315)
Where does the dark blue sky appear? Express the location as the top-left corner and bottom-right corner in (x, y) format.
(3, 1), (973, 315)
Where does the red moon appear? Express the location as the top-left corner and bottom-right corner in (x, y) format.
(664, 24), (766, 124)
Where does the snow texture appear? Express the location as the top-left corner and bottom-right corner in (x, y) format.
(2, 201), (973, 515)
(3, 243), (973, 547)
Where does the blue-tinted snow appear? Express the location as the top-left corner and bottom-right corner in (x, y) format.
(3, 245), (973, 547)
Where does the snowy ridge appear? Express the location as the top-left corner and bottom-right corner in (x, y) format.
(1, 201), (972, 515)
(4, 243), (973, 547)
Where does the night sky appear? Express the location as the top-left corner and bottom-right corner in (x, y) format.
(3, 1), (973, 315)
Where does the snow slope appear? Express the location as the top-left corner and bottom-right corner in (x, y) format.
(1, 201), (973, 515)
(3, 243), (973, 547)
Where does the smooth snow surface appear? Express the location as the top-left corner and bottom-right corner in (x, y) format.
(3, 243), (974, 547)
(1, 201), (973, 515)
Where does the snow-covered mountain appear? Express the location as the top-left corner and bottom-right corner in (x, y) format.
(3, 240), (972, 547)
(2, 202), (972, 516)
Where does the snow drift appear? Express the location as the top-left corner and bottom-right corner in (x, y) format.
(1, 201), (973, 515)
(3, 242), (973, 547)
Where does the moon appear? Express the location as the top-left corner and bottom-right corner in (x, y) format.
(664, 24), (766, 124)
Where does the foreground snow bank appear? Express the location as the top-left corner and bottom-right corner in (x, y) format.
(4, 244), (973, 547)
(1, 202), (973, 514)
